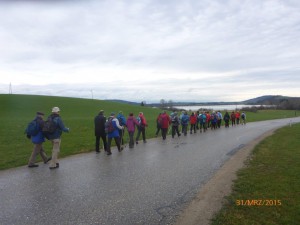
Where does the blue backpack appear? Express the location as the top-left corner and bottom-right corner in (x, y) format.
(25, 119), (39, 136)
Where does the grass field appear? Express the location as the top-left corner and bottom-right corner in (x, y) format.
(211, 123), (300, 225)
(1, 94), (299, 170)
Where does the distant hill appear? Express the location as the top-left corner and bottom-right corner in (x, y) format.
(106, 99), (141, 105)
(242, 95), (300, 105)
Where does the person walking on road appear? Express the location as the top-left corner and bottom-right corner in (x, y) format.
(198, 111), (207, 133)
(27, 111), (51, 168)
(171, 112), (181, 138)
(159, 111), (171, 140)
(217, 111), (223, 128)
(241, 112), (246, 125)
(181, 111), (189, 136)
(190, 112), (197, 134)
(231, 111), (236, 127)
(94, 110), (107, 153)
(106, 112), (124, 155)
(136, 112), (148, 144)
(47, 107), (70, 169)
(126, 113), (140, 148)
(155, 113), (162, 137)
(224, 111), (230, 128)
(117, 111), (127, 150)
(235, 111), (241, 125)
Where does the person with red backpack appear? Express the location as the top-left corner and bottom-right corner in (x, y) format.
(189, 112), (197, 134)
(106, 112), (124, 155)
(159, 111), (171, 140)
(135, 112), (148, 144)
(235, 111), (241, 125)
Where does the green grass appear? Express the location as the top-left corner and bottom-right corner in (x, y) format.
(0, 94), (299, 170)
(211, 123), (300, 225)
(0, 94), (162, 170)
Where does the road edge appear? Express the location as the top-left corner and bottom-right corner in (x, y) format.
(173, 129), (276, 225)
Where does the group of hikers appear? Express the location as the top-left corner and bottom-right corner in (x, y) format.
(155, 110), (246, 137)
(94, 110), (247, 155)
(26, 107), (246, 167)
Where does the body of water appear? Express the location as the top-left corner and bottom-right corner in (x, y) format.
(175, 104), (264, 111)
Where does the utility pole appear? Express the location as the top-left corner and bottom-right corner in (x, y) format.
(91, 89), (94, 100)
(9, 83), (12, 94)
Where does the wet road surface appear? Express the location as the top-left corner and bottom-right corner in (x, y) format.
(1, 118), (299, 225)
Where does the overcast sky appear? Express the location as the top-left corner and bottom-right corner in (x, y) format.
(0, 0), (299, 103)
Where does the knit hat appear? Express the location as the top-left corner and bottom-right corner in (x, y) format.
(36, 111), (44, 116)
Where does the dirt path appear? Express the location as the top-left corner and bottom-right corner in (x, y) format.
(174, 130), (275, 225)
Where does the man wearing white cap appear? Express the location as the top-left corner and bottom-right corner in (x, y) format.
(47, 107), (70, 169)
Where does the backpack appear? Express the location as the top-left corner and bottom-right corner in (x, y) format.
(182, 115), (189, 124)
(200, 114), (206, 123)
(241, 113), (245, 119)
(171, 115), (179, 125)
(25, 119), (39, 136)
(42, 116), (57, 139)
(105, 118), (115, 133)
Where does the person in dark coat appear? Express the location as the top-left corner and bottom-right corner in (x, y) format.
(94, 110), (107, 153)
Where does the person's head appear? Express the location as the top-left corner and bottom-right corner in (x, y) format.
(36, 111), (44, 118)
(129, 113), (133, 116)
(119, 111), (123, 115)
(52, 107), (60, 114)
(99, 110), (104, 115)
(139, 112), (143, 116)
(111, 112), (115, 117)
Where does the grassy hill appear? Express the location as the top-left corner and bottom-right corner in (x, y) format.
(1, 94), (299, 170)
(0, 94), (162, 170)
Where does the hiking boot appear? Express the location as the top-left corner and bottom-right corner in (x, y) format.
(136, 141), (138, 144)
(28, 164), (39, 168)
(143, 140), (147, 143)
(107, 151), (112, 155)
(44, 157), (52, 164)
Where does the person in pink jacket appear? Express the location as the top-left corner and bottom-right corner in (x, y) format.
(126, 113), (140, 148)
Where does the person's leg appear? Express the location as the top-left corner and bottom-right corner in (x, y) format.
(141, 127), (146, 143)
(129, 132), (134, 148)
(28, 143), (40, 166)
(136, 128), (141, 144)
(100, 134), (107, 152)
(39, 145), (49, 163)
(115, 137), (121, 151)
(49, 139), (61, 168)
(95, 136), (100, 152)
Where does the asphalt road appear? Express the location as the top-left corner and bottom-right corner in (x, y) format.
(1, 118), (299, 225)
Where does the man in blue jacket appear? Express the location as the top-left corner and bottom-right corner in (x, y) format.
(48, 107), (70, 169)
(28, 112), (51, 168)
